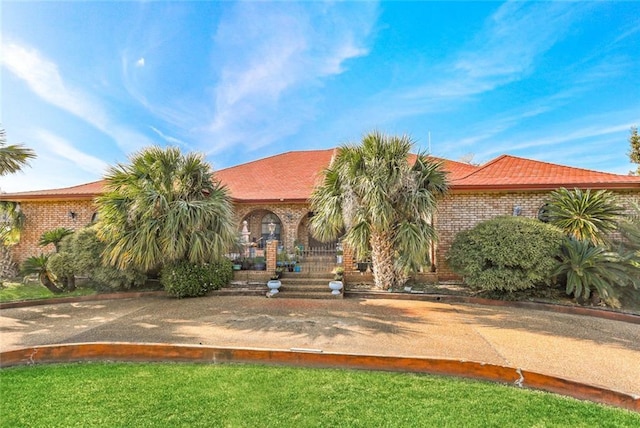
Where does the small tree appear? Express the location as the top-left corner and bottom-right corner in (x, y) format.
(628, 126), (640, 175)
(21, 254), (63, 294)
(39, 227), (74, 253)
(48, 227), (146, 291)
(447, 216), (564, 292)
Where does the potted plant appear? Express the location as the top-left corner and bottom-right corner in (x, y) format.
(253, 256), (266, 271)
(332, 266), (344, 281)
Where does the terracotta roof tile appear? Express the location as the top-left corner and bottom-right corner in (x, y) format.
(0, 180), (105, 201)
(1, 151), (638, 202)
(453, 155), (640, 190)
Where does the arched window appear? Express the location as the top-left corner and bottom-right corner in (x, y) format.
(261, 213), (281, 244)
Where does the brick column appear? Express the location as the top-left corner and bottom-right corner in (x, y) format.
(342, 242), (356, 273)
(266, 239), (278, 274)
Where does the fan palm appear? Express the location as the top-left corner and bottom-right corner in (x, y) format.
(0, 128), (36, 176)
(546, 188), (623, 246)
(95, 146), (236, 272)
(310, 131), (449, 290)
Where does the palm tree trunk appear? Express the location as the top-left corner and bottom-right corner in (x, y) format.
(39, 272), (63, 294)
(370, 231), (396, 290)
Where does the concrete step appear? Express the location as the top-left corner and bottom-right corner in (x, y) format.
(269, 291), (342, 299)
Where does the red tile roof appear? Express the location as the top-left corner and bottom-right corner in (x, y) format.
(452, 155), (640, 191)
(1, 151), (638, 202)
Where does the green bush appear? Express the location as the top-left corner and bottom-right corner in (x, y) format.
(160, 259), (233, 298)
(447, 216), (564, 292)
(47, 227), (146, 291)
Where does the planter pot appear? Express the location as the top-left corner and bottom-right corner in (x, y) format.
(294, 265), (301, 273)
(267, 280), (281, 294)
(329, 280), (343, 295)
(232, 264), (242, 271)
(253, 263), (266, 271)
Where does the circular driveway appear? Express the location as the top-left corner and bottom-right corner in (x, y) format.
(1, 295), (638, 395)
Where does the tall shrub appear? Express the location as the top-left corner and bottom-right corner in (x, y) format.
(447, 216), (564, 292)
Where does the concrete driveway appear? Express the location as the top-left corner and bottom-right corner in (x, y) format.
(1, 295), (638, 396)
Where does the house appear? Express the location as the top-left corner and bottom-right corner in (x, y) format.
(2, 149), (639, 280)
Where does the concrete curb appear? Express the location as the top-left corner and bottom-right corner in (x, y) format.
(1, 343), (637, 412)
(345, 291), (640, 324)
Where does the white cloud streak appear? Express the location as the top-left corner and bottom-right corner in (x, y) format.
(204, 2), (378, 153)
(35, 130), (110, 174)
(1, 41), (153, 152)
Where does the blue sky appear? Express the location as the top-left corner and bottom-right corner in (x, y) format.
(1, 1), (639, 192)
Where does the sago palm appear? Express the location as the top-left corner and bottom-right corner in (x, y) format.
(21, 254), (63, 294)
(546, 187), (623, 246)
(553, 239), (637, 301)
(310, 131), (449, 290)
(38, 227), (74, 252)
(0, 128), (36, 176)
(95, 146), (236, 272)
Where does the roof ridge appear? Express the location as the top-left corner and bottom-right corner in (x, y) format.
(498, 154), (635, 177)
(216, 148), (336, 173)
(452, 154), (508, 180)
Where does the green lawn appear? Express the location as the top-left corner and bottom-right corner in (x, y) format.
(1, 363), (637, 427)
(0, 280), (96, 302)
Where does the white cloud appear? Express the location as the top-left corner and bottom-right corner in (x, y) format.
(150, 126), (187, 147)
(136, 57), (145, 67)
(1, 41), (153, 152)
(35, 130), (110, 174)
(204, 2), (379, 153)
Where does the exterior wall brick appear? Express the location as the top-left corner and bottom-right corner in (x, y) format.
(11, 200), (97, 263)
(7, 190), (640, 280)
(436, 190), (640, 280)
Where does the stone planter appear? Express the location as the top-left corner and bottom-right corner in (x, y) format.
(329, 280), (343, 295)
(267, 280), (281, 294)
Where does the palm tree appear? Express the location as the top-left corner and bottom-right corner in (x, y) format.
(21, 254), (63, 294)
(310, 131), (449, 290)
(95, 146), (236, 272)
(38, 227), (74, 252)
(0, 128), (36, 176)
(546, 188), (623, 246)
(554, 239), (638, 301)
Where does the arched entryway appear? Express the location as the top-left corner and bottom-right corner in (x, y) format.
(239, 210), (283, 249)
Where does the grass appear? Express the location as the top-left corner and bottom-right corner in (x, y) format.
(0, 280), (96, 303)
(1, 363), (638, 427)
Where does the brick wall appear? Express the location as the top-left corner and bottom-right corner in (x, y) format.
(11, 200), (97, 263)
(436, 190), (640, 280)
(8, 190), (640, 275)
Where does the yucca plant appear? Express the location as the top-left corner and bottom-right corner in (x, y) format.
(21, 254), (63, 294)
(546, 188), (623, 246)
(554, 239), (637, 301)
(38, 227), (74, 252)
(310, 131), (449, 290)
